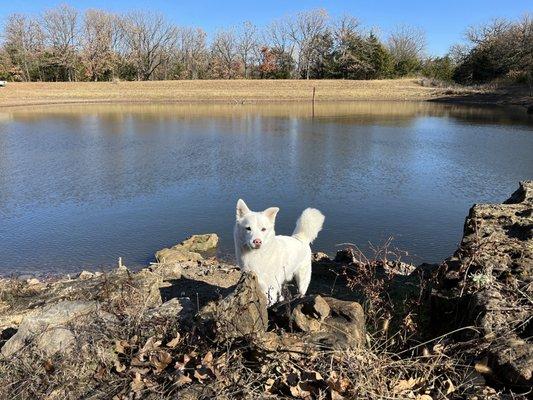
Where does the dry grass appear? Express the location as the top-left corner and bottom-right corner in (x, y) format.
(0, 79), (449, 108)
(0, 237), (528, 399)
(0, 260), (502, 400)
(0, 305), (491, 400)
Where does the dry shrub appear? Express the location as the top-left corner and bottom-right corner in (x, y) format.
(335, 238), (433, 351)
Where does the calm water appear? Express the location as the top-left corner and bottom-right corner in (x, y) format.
(0, 102), (532, 275)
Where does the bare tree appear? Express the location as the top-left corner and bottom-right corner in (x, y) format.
(465, 18), (512, 46)
(287, 8), (329, 79)
(237, 21), (257, 78)
(3, 14), (45, 81)
(387, 24), (426, 65)
(211, 28), (239, 78)
(176, 27), (208, 79)
(42, 4), (79, 81)
(119, 11), (178, 80)
(82, 10), (119, 81)
(266, 17), (292, 54)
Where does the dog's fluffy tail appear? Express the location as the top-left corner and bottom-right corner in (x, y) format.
(292, 208), (325, 244)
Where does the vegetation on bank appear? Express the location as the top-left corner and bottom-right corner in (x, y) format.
(0, 245), (503, 400)
(0, 79), (467, 107)
(0, 5), (530, 90)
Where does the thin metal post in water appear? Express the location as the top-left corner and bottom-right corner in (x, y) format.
(312, 86), (316, 118)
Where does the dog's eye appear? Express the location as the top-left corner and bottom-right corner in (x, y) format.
(261, 228), (266, 232)
(246, 227), (251, 231)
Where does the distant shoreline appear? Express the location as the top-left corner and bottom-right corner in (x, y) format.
(0, 78), (530, 110)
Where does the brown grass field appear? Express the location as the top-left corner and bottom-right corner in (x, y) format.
(0, 79), (456, 107)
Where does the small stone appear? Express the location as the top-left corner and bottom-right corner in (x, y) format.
(312, 252), (330, 263)
(26, 278), (40, 285)
(78, 271), (94, 280)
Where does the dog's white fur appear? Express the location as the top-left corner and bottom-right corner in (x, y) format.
(234, 199), (325, 306)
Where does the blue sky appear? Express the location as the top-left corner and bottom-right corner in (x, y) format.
(2, 0), (531, 55)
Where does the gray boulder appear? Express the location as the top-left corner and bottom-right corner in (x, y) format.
(1, 301), (97, 357)
(198, 272), (268, 341)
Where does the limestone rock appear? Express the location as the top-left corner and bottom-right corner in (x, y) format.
(148, 262), (183, 279)
(26, 278), (40, 285)
(155, 233), (219, 263)
(292, 296), (366, 349)
(155, 247), (203, 263)
(146, 297), (194, 320)
(78, 271), (95, 280)
(292, 295), (330, 332)
(1, 301), (97, 357)
(180, 234), (219, 252)
(198, 272), (268, 341)
(487, 337), (532, 387)
(433, 181), (533, 387)
(128, 270), (164, 308)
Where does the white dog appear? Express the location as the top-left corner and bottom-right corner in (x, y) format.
(234, 199), (325, 306)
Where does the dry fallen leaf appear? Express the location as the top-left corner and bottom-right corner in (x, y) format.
(203, 351), (213, 365)
(444, 378), (455, 395)
(392, 377), (424, 394)
(194, 368), (209, 383)
(264, 378), (275, 392)
(130, 372), (144, 393)
(474, 360), (492, 375)
(114, 361), (126, 373)
(166, 334), (181, 348)
(115, 340), (129, 354)
(174, 354), (191, 372)
(327, 371), (350, 394)
(176, 374), (192, 387)
(140, 336), (162, 356)
(331, 390), (345, 400)
(150, 350), (173, 373)
(130, 367), (150, 375)
(43, 360), (55, 374)
(94, 365), (107, 380)
(289, 383), (311, 399)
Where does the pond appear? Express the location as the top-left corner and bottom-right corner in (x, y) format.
(0, 101), (532, 275)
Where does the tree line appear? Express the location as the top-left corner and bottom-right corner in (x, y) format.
(0, 5), (530, 86)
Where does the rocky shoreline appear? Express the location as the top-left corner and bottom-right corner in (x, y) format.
(0, 181), (531, 399)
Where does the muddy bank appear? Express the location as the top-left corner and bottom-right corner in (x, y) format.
(0, 181), (531, 399)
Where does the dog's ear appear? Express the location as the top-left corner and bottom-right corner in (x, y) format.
(236, 199), (251, 219)
(263, 207), (279, 223)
